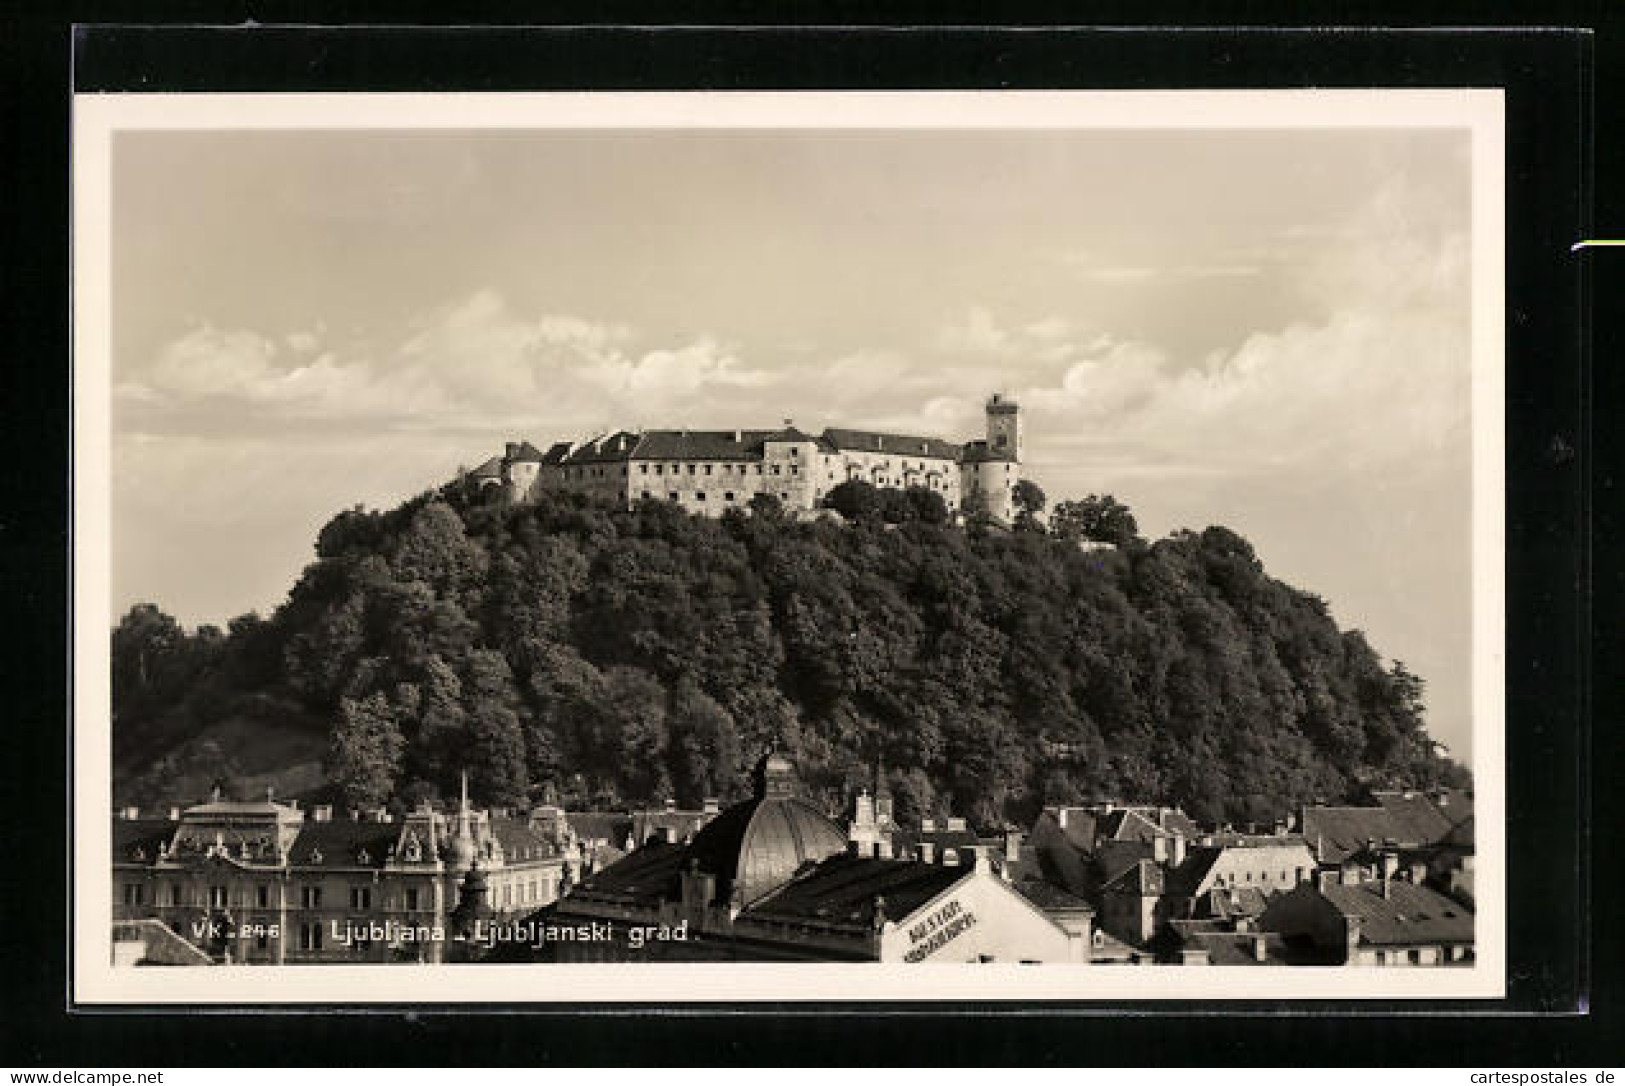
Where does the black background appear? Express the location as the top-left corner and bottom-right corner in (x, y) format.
(2, 6), (1616, 1068)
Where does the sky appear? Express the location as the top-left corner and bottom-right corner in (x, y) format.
(109, 124), (1475, 760)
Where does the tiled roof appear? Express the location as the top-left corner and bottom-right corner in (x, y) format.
(1163, 846), (1223, 897)
(744, 854), (967, 929)
(1102, 858), (1164, 896)
(561, 431), (641, 464)
(630, 430), (775, 462)
(1301, 806), (1407, 862)
(1442, 815), (1475, 849)
(629, 809), (715, 846)
(1012, 878), (1093, 911)
(112, 819), (177, 862)
(764, 427), (819, 444)
(508, 441), (547, 463)
(1373, 791), (1456, 842)
(570, 840), (689, 907)
(819, 428), (963, 461)
(959, 439), (1014, 464)
(287, 820), (401, 868)
(489, 817), (557, 862)
(1320, 879), (1474, 947)
(1184, 930), (1291, 965)
(1195, 885), (1270, 921)
(565, 812), (635, 845)
(468, 456), (504, 479)
(540, 441), (573, 465)
(1095, 839), (1155, 888)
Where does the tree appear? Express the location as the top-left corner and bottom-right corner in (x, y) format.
(748, 492), (785, 521)
(903, 486), (950, 526)
(1012, 479), (1047, 517)
(328, 692), (405, 808)
(824, 478), (881, 521)
(1051, 493), (1139, 546)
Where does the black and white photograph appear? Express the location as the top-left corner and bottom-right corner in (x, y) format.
(72, 89), (1505, 1003)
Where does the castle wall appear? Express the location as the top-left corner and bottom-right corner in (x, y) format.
(833, 450), (963, 511)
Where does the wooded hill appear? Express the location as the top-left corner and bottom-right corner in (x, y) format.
(112, 484), (1468, 829)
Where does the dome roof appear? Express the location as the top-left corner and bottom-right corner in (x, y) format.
(689, 754), (847, 906)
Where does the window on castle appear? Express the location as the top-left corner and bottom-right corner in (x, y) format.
(704, 464), (712, 475)
(641, 490), (651, 500)
(668, 492), (679, 502)
(790, 466), (799, 475)
(772, 466), (781, 475)
(640, 464), (648, 474)
(350, 887), (371, 910)
(687, 464), (696, 475)
(655, 465), (663, 475)
(755, 465), (763, 475)
(695, 492), (707, 502)
(790, 448), (799, 457)
(724, 492), (735, 502)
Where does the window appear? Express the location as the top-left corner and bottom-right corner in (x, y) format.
(790, 466), (799, 475)
(755, 465), (763, 475)
(405, 888), (421, 911)
(639, 464), (648, 474)
(655, 465), (664, 475)
(687, 464), (696, 475)
(704, 464), (712, 475)
(299, 922), (323, 951)
(695, 492), (707, 502)
(256, 884), (271, 908)
(350, 886), (371, 910)
(169, 884), (183, 907)
(209, 885), (228, 909)
(255, 932), (269, 950)
(301, 886), (322, 910)
(790, 448), (799, 457)
(724, 492), (735, 502)
(123, 883), (144, 906)
(641, 490), (652, 500)
(668, 492), (679, 502)
(772, 465), (781, 475)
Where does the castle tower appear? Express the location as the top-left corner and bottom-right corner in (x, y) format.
(986, 392), (1022, 462)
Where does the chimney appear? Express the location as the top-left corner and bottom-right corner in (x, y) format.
(874, 435), (883, 450)
(1253, 934), (1268, 963)
(1409, 860), (1428, 884)
(1152, 835), (1168, 863)
(1056, 808), (1069, 830)
(877, 838), (893, 859)
(1435, 790), (1450, 808)
(972, 847), (993, 875)
(702, 797), (720, 815)
(1004, 830), (1023, 863)
(119, 806), (140, 820)
(946, 815), (966, 833)
(372, 808), (390, 823)
(1381, 852), (1399, 898)
(505, 442), (519, 460)
(732, 429), (742, 442)
(664, 798), (677, 812)
(662, 825), (678, 844)
(1171, 833), (1187, 868)
(920, 842), (936, 864)
(921, 817), (936, 833)
(167, 806), (181, 821)
(313, 805), (333, 823)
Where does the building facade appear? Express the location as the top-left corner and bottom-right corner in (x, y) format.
(111, 782), (564, 965)
(467, 393), (1024, 523)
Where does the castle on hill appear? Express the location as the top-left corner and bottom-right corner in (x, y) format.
(466, 392), (1024, 522)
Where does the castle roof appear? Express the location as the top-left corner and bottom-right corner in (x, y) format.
(820, 428), (963, 461)
(562, 431), (641, 464)
(507, 441), (547, 463)
(468, 456), (504, 479)
(630, 429), (777, 462)
(539, 441), (573, 465)
(959, 439), (1016, 465)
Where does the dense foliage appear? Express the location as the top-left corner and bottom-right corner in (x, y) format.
(112, 486), (1468, 828)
